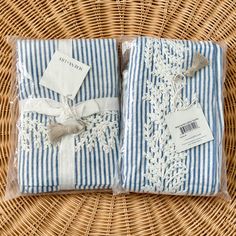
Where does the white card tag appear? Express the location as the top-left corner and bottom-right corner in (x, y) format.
(166, 103), (214, 153)
(40, 51), (90, 99)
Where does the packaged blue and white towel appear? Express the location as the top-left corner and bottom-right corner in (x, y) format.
(116, 37), (229, 198)
(6, 38), (120, 197)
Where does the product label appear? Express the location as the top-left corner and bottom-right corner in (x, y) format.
(40, 51), (90, 99)
(166, 104), (214, 153)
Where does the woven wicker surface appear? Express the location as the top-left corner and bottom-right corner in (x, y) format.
(0, 0), (236, 235)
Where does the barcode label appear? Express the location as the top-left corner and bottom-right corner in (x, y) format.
(179, 122), (199, 134)
(166, 104), (214, 152)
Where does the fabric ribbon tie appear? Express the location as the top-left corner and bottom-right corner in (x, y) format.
(20, 97), (119, 144)
(20, 98), (119, 136)
(46, 98), (102, 144)
(48, 119), (86, 144)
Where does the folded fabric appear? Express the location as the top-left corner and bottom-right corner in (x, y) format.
(119, 37), (224, 196)
(16, 38), (120, 194)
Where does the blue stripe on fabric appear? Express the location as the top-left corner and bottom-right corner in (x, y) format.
(102, 39), (109, 98)
(88, 39), (96, 102)
(208, 41), (215, 194)
(78, 39), (85, 102)
(21, 40), (28, 98)
(30, 40), (40, 98)
(18, 41), (25, 99)
(188, 40), (194, 194)
(96, 140), (101, 189)
(135, 37), (144, 192)
(53, 40), (60, 102)
(201, 41), (208, 195)
(83, 140), (87, 189)
(99, 142), (104, 189)
(79, 144), (83, 189)
(113, 39), (119, 98)
(24, 40), (31, 98)
(183, 39), (189, 193)
(41, 40), (48, 98)
(88, 144), (93, 190)
(92, 39), (100, 98)
(98, 40), (105, 99)
(83, 39), (89, 102)
(198, 41), (205, 195)
(74, 139), (78, 188)
(191, 41), (197, 195)
(93, 139), (98, 189)
(44, 40), (52, 99)
(194, 42), (201, 195)
(140, 37), (146, 191)
(51, 140), (54, 187)
(108, 39), (114, 98)
(29, 115), (35, 194)
(45, 121), (49, 192)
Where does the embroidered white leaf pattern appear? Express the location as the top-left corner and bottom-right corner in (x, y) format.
(142, 38), (195, 193)
(75, 111), (119, 154)
(19, 112), (56, 152)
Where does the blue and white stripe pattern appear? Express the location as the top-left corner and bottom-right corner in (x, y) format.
(120, 37), (224, 196)
(16, 38), (120, 193)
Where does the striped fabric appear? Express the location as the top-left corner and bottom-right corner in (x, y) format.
(16, 38), (120, 194)
(120, 37), (224, 196)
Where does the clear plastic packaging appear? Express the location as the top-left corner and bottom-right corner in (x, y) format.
(5, 36), (121, 200)
(5, 36), (230, 200)
(113, 36), (230, 200)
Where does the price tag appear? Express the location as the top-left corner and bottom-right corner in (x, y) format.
(166, 104), (214, 153)
(40, 51), (90, 99)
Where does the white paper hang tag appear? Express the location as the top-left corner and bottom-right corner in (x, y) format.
(165, 103), (214, 153)
(40, 51), (90, 99)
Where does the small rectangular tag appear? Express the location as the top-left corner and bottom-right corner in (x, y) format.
(40, 51), (90, 99)
(165, 103), (214, 153)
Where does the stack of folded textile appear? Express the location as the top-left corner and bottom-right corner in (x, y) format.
(119, 37), (225, 196)
(16, 38), (120, 193)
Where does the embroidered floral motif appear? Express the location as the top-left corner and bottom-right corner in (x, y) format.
(142, 38), (196, 193)
(19, 112), (55, 152)
(144, 38), (186, 79)
(75, 111), (119, 154)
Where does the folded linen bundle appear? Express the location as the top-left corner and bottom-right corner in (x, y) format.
(119, 37), (225, 196)
(16, 38), (120, 194)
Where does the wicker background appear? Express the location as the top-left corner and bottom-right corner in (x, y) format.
(0, 0), (236, 235)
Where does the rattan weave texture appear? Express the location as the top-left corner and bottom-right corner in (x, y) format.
(0, 1), (236, 235)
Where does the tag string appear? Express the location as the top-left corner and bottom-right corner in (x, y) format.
(171, 52), (208, 112)
(172, 73), (198, 112)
